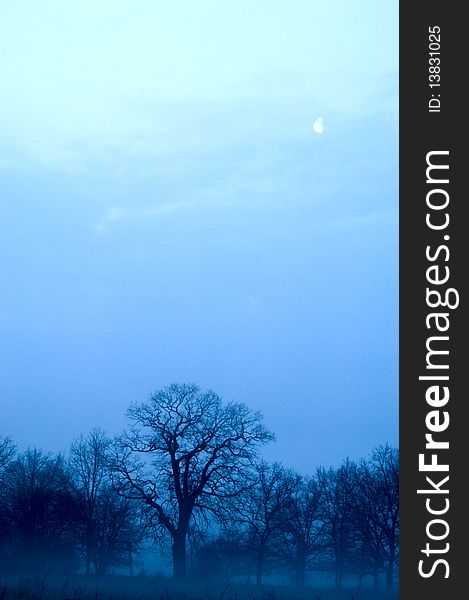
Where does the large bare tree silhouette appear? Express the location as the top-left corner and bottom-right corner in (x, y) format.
(111, 383), (273, 579)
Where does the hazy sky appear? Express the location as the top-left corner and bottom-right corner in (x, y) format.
(0, 1), (398, 473)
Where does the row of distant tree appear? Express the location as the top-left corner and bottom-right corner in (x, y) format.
(0, 384), (399, 591)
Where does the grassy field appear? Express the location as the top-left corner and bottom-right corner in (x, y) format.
(0, 575), (398, 600)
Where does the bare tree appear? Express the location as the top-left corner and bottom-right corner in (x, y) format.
(110, 383), (273, 579)
(2, 449), (78, 574)
(69, 429), (111, 575)
(0, 437), (16, 555)
(353, 446), (399, 591)
(280, 475), (324, 587)
(233, 462), (298, 585)
(0, 437), (15, 475)
(317, 460), (358, 591)
(91, 484), (143, 576)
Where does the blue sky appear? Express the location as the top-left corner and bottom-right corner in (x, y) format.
(0, 1), (398, 473)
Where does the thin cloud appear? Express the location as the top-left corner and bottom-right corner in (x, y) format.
(93, 200), (212, 235)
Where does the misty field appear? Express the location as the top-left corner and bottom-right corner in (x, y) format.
(0, 575), (398, 600)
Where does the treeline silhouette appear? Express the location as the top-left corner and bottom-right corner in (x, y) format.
(0, 384), (398, 593)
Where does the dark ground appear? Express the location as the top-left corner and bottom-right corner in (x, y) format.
(0, 575), (398, 600)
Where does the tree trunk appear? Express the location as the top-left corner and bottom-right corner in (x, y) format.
(295, 554), (306, 588)
(335, 554), (343, 591)
(85, 522), (93, 575)
(256, 549), (265, 586)
(128, 546), (134, 577)
(172, 531), (187, 580)
(373, 565), (379, 589)
(335, 569), (342, 590)
(386, 554), (394, 590)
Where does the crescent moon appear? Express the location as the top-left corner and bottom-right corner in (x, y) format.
(313, 117), (325, 135)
